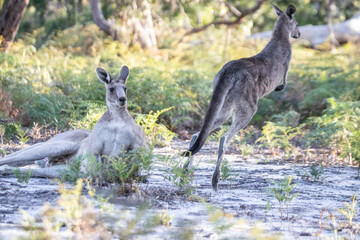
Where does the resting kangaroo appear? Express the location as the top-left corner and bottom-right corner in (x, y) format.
(183, 4), (300, 191)
(0, 66), (146, 170)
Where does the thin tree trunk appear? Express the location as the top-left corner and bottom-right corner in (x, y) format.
(90, 0), (119, 40)
(0, 0), (30, 52)
(132, 0), (157, 49)
(325, 0), (338, 50)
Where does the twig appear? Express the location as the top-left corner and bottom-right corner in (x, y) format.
(178, 0), (267, 43)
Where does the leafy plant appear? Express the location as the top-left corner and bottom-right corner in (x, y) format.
(3, 123), (22, 141)
(16, 128), (30, 145)
(309, 164), (324, 181)
(0, 125), (5, 144)
(13, 167), (32, 184)
(269, 176), (298, 219)
(153, 209), (173, 227)
(306, 98), (360, 163)
(161, 155), (196, 195)
(61, 155), (84, 184)
(257, 122), (303, 159)
(341, 130), (360, 177)
(82, 154), (102, 183)
(136, 107), (176, 146)
(338, 193), (358, 225)
(104, 146), (154, 192)
(220, 159), (238, 187)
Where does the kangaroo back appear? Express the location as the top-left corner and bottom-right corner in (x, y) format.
(184, 73), (232, 156)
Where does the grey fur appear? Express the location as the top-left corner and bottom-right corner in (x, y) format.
(184, 4), (300, 191)
(0, 66), (146, 170)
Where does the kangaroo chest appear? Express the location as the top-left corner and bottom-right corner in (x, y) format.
(102, 120), (136, 157)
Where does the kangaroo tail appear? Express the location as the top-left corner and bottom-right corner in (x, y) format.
(183, 74), (232, 157)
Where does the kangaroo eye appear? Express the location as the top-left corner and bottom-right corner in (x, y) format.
(124, 87), (127, 92)
(109, 87), (115, 92)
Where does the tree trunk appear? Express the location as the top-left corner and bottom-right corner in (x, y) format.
(131, 0), (157, 49)
(0, 0), (29, 52)
(90, 0), (119, 40)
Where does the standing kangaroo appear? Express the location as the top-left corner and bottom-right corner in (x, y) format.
(183, 4), (300, 191)
(0, 66), (146, 169)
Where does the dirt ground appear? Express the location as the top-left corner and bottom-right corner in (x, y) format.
(0, 139), (359, 239)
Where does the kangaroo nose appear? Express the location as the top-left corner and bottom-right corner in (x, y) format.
(119, 97), (126, 102)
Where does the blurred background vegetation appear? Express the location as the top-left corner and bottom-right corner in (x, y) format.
(1, 0), (360, 165)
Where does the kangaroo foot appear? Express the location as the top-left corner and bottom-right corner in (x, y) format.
(212, 171), (220, 191)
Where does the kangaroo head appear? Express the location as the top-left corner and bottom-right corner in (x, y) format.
(96, 66), (129, 109)
(271, 3), (300, 39)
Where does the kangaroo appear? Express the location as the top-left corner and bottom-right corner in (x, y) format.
(0, 66), (146, 170)
(183, 4), (300, 191)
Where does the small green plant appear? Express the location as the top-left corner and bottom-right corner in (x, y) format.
(209, 125), (229, 142)
(341, 130), (360, 177)
(269, 176), (298, 219)
(161, 155), (196, 195)
(232, 126), (257, 156)
(202, 200), (236, 235)
(13, 167), (32, 184)
(61, 155), (84, 184)
(256, 122), (279, 157)
(0, 125), (5, 144)
(136, 107), (176, 146)
(82, 154), (102, 183)
(3, 123), (21, 141)
(154, 209), (173, 227)
(220, 159), (238, 187)
(338, 193), (358, 225)
(298, 164), (325, 182)
(16, 128), (30, 145)
(309, 164), (324, 181)
(104, 146), (154, 192)
(257, 122), (303, 159)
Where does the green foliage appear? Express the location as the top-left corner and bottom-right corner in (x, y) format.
(3, 123), (22, 141)
(136, 107), (176, 145)
(61, 155), (84, 184)
(16, 128), (30, 145)
(62, 146), (154, 192)
(104, 146), (154, 191)
(0, 124), (5, 144)
(307, 98), (360, 163)
(82, 154), (102, 182)
(161, 155), (196, 195)
(341, 130), (360, 177)
(208, 125), (229, 142)
(232, 126), (257, 156)
(309, 164), (325, 181)
(13, 167), (32, 184)
(338, 193), (358, 225)
(269, 176), (298, 219)
(256, 121), (303, 159)
(220, 159), (238, 186)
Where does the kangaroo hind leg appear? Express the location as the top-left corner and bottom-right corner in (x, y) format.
(0, 140), (81, 167)
(212, 105), (257, 191)
(184, 103), (234, 170)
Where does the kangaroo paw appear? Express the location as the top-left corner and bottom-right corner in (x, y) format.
(212, 172), (220, 191)
(275, 84), (284, 91)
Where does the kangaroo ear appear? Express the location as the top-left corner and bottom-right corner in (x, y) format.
(270, 2), (283, 16)
(118, 65), (130, 83)
(286, 5), (296, 19)
(96, 68), (111, 84)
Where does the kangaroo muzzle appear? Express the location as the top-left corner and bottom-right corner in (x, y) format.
(118, 97), (127, 106)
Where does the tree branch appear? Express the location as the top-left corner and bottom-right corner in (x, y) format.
(90, 0), (119, 40)
(181, 0), (267, 39)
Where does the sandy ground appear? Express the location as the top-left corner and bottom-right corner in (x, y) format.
(0, 139), (359, 239)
